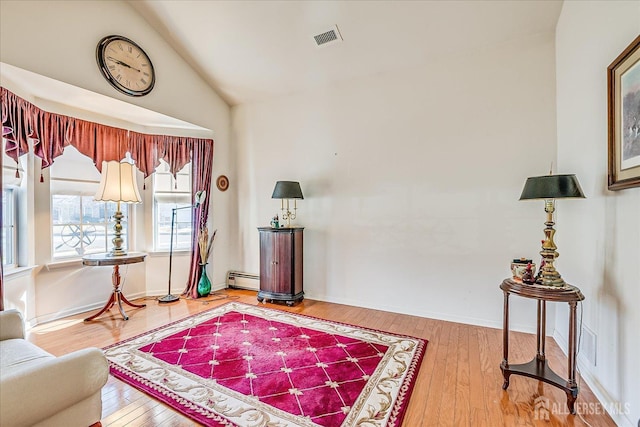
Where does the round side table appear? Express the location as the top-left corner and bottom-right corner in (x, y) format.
(82, 252), (147, 321)
(500, 278), (585, 414)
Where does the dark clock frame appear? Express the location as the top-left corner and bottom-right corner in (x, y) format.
(96, 35), (155, 97)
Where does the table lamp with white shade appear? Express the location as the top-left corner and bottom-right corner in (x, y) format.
(94, 160), (142, 256)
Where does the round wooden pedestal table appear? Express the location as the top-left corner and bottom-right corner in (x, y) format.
(500, 278), (585, 414)
(82, 252), (147, 321)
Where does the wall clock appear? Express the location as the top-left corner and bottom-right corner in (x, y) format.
(96, 35), (155, 97)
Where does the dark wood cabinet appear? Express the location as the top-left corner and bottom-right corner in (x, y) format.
(257, 227), (304, 306)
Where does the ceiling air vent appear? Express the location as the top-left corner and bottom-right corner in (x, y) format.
(313, 25), (343, 47)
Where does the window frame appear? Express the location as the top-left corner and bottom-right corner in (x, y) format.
(2, 186), (18, 269)
(152, 160), (193, 253)
(50, 191), (131, 260)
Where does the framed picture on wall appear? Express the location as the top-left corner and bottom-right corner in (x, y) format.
(608, 35), (640, 190)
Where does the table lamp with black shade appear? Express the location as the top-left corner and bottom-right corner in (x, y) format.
(519, 174), (585, 287)
(159, 190), (207, 303)
(94, 160), (142, 256)
(272, 181), (304, 227)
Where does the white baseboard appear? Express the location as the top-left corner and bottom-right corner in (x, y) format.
(31, 284), (533, 334)
(32, 286), (534, 334)
(146, 282), (227, 299)
(553, 330), (635, 427)
(32, 281), (227, 326)
(303, 291), (538, 334)
(32, 291), (148, 326)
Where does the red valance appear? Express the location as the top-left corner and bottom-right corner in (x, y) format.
(1, 87), (211, 178)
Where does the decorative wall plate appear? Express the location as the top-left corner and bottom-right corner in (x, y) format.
(216, 175), (229, 192)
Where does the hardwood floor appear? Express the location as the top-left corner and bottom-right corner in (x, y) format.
(27, 289), (616, 426)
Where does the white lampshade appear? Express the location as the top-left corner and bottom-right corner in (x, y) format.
(95, 160), (142, 203)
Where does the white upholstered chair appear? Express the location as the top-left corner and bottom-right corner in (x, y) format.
(0, 309), (109, 427)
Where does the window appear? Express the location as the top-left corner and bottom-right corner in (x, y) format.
(50, 146), (134, 259)
(51, 194), (129, 258)
(2, 187), (17, 268)
(153, 160), (192, 251)
(2, 139), (22, 269)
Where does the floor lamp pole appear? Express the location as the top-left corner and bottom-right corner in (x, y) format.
(158, 191), (206, 304)
(158, 208), (180, 303)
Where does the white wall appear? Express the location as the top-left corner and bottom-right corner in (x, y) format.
(555, 2), (640, 426)
(233, 32), (559, 332)
(0, 0), (234, 323)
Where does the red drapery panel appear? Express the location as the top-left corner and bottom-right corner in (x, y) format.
(183, 138), (214, 299)
(0, 86), (215, 301)
(129, 131), (162, 179)
(32, 111), (73, 171)
(2, 89), (32, 165)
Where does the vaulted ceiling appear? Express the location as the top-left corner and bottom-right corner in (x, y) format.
(130, 0), (563, 106)
(0, 1), (563, 131)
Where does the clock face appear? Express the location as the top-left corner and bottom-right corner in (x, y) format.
(96, 35), (155, 96)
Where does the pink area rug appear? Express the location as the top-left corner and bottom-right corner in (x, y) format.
(104, 302), (426, 426)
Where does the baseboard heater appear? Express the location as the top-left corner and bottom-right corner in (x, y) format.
(226, 270), (260, 291)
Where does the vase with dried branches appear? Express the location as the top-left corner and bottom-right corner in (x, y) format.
(197, 228), (217, 297)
